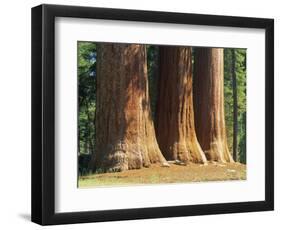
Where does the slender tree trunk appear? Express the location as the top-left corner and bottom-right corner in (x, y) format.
(156, 47), (207, 164)
(148, 46), (159, 119)
(86, 102), (94, 156)
(231, 49), (238, 162)
(193, 48), (234, 163)
(89, 44), (168, 172)
(78, 131), (80, 154)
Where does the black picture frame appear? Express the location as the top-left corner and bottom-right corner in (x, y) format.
(31, 4), (274, 225)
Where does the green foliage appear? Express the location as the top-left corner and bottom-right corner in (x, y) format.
(239, 112), (247, 164)
(78, 42), (96, 157)
(224, 48), (247, 163)
(147, 45), (159, 119)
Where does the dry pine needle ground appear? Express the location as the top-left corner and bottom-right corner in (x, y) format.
(79, 162), (246, 188)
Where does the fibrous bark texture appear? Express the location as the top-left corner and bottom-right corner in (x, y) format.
(193, 48), (234, 163)
(156, 47), (207, 164)
(89, 44), (167, 172)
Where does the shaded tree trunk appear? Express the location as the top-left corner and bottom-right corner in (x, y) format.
(155, 47), (207, 164)
(148, 46), (159, 119)
(85, 103), (94, 156)
(193, 48), (234, 163)
(89, 44), (168, 172)
(231, 49), (238, 162)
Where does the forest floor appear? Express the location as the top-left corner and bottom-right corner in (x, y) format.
(78, 162), (246, 188)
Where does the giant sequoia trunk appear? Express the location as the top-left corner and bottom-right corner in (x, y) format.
(193, 48), (234, 163)
(155, 47), (207, 164)
(89, 44), (167, 172)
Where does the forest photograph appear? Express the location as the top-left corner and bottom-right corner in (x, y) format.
(78, 42), (247, 188)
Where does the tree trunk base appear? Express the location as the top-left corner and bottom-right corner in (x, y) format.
(204, 141), (234, 163)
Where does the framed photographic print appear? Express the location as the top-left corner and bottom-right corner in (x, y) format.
(31, 4), (274, 225)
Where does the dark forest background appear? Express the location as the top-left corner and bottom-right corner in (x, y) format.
(78, 42), (246, 175)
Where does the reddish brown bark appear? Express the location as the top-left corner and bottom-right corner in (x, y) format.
(155, 47), (207, 164)
(89, 44), (168, 172)
(193, 48), (234, 163)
